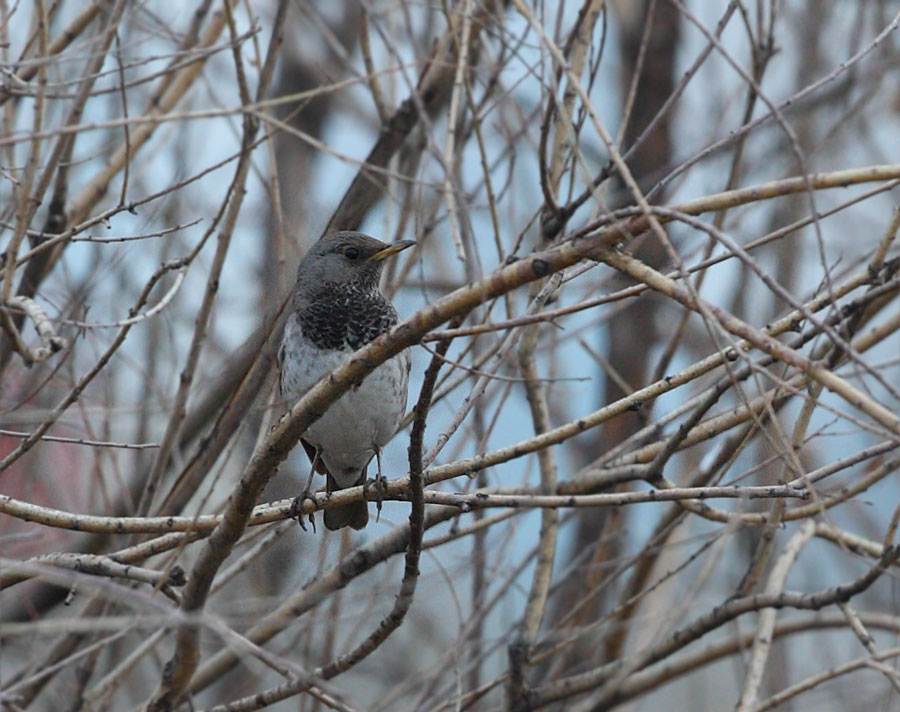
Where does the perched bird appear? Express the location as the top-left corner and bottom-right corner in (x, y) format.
(278, 231), (414, 530)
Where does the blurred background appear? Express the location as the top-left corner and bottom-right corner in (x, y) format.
(1, 1), (899, 710)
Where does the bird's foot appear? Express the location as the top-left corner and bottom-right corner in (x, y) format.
(289, 490), (317, 533)
(364, 473), (389, 523)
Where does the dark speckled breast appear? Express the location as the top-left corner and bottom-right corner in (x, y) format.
(299, 282), (398, 351)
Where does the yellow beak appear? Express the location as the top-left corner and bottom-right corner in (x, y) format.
(367, 240), (416, 262)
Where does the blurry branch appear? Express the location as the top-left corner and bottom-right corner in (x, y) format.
(652, 207), (899, 401)
(440, 0), (476, 261)
(509, 0), (606, 700)
(648, 9), (900, 200)
(836, 600), (900, 694)
(0, 2), (104, 108)
(423, 180), (899, 343)
(0, 555), (185, 602)
(590, 423), (756, 667)
(0, 0), (51, 366)
(324, 0), (505, 234)
(595, 246), (900, 435)
(6, 140), (251, 266)
(746, 647), (900, 712)
(83, 631), (169, 709)
(0, 295), (67, 364)
(509, 276), (563, 709)
(689, 456), (900, 528)
(185, 508), (465, 696)
(60, 266), (187, 329)
(1, 304), (279, 622)
(64, 5), (233, 226)
(544, 0), (606, 211)
(871, 204), (900, 273)
(4, 30), (261, 100)
(0, 429), (157, 449)
(672, 1), (819, 225)
(154, 323), (279, 517)
(422, 268), (897, 487)
(0, 1), (233, 371)
(556, 0), (735, 226)
(146, 0), (286, 704)
(359, 10), (390, 123)
(579, 612), (900, 707)
(649, 4), (774, 387)
(735, 204), (900, 597)
(529, 543), (900, 708)
(0, 257), (189, 474)
(735, 520), (816, 711)
(136, 0), (267, 520)
(0, 75), (405, 150)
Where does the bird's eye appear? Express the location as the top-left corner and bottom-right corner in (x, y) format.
(344, 247), (359, 260)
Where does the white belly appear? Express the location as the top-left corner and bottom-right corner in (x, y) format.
(280, 314), (410, 488)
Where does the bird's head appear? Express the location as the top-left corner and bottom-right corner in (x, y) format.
(293, 231), (415, 298)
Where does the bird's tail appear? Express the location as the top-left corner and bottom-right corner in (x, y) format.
(324, 471), (369, 531)
(324, 500), (369, 530)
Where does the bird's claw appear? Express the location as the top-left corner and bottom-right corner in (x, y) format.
(290, 491), (317, 533)
(364, 474), (389, 523)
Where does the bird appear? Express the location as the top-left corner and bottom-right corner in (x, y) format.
(278, 231), (414, 531)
